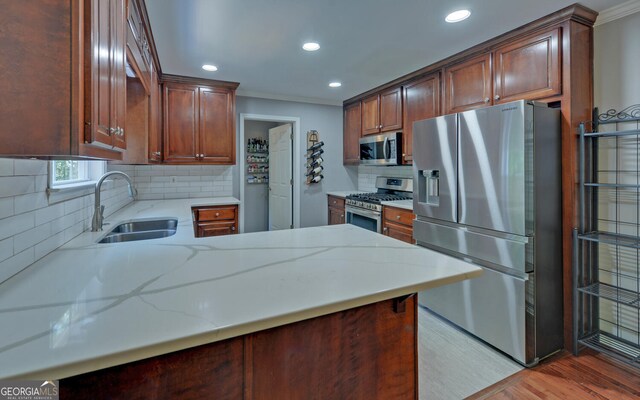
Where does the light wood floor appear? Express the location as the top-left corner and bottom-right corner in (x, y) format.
(466, 349), (640, 399)
(419, 307), (523, 399)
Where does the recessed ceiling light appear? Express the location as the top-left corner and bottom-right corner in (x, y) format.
(445, 9), (471, 23)
(202, 64), (218, 71)
(302, 42), (320, 51)
(329, 82), (342, 88)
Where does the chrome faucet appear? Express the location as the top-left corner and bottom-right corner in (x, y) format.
(91, 171), (137, 231)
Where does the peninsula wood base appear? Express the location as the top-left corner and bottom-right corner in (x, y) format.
(62, 295), (418, 399)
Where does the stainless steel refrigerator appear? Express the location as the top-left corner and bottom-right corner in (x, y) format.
(413, 100), (563, 366)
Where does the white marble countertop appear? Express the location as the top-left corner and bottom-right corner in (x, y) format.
(0, 198), (481, 380)
(381, 199), (414, 211)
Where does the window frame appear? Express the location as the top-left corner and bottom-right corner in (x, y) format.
(48, 160), (106, 192)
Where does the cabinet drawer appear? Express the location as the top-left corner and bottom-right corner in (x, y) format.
(383, 221), (414, 244)
(384, 206), (415, 227)
(196, 221), (237, 237)
(327, 196), (345, 210)
(194, 206), (237, 222)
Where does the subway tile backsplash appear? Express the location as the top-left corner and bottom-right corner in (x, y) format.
(357, 165), (413, 192)
(0, 160), (233, 284)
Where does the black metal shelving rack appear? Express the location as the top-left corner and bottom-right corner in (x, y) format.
(574, 105), (640, 367)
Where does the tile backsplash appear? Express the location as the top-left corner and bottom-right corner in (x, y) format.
(111, 164), (233, 200)
(357, 165), (413, 191)
(0, 161), (233, 284)
(0, 159), (133, 284)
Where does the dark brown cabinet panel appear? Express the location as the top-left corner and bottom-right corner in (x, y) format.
(111, 0), (127, 150)
(343, 101), (361, 165)
(126, 0), (151, 89)
(362, 88), (403, 136)
(62, 297), (417, 400)
(62, 337), (244, 400)
(328, 195), (346, 225)
(163, 77), (238, 165)
(84, 0), (128, 151)
(148, 62), (162, 162)
(248, 296), (417, 399)
(380, 87), (403, 132)
(493, 28), (561, 103)
(192, 205), (238, 237)
(199, 87), (235, 164)
(444, 54), (492, 114)
(163, 84), (198, 163)
(383, 206), (415, 244)
(361, 94), (380, 135)
(403, 73), (440, 163)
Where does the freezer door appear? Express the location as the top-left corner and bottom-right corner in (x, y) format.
(458, 101), (531, 236)
(413, 114), (457, 223)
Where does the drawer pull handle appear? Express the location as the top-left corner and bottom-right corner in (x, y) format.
(215, 212), (220, 217)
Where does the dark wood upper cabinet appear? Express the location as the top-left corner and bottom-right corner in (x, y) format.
(362, 88), (403, 136)
(199, 87), (236, 164)
(361, 94), (380, 135)
(148, 62), (162, 162)
(343, 101), (361, 165)
(126, 0), (151, 90)
(163, 84), (198, 163)
(493, 28), (561, 103)
(163, 77), (238, 165)
(379, 87), (403, 132)
(402, 73), (440, 163)
(84, 0), (128, 152)
(444, 53), (492, 114)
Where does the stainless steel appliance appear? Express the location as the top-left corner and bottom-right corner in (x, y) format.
(359, 131), (402, 165)
(346, 177), (412, 232)
(412, 100), (563, 366)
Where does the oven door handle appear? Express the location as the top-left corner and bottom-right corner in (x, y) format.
(346, 206), (381, 219)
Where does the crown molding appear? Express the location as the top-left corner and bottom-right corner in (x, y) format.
(595, 0), (640, 26)
(236, 90), (343, 107)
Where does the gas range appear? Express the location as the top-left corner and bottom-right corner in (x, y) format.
(345, 177), (413, 218)
(346, 192), (412, 212)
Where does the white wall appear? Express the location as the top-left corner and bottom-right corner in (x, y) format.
(0, 160), (133, 284)
(593, 9), (640, 343)
(235, 96), (358, 227)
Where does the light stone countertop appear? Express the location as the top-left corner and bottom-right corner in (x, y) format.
(381, 199), (414, 211)
(0, 197), (481, 380)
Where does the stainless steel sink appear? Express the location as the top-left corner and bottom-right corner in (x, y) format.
(97, 218), (178, 244)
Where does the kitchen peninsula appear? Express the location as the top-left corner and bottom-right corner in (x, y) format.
(0, 199), (481, 398)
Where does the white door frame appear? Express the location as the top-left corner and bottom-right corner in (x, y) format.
(239, 113), (301, 233)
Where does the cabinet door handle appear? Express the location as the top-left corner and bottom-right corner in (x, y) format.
(383, 227), (388, 233)
(215, 212), (220, 217)
(153, 151), (161, 156)
(494, 95), (500, 101)
(332, 200), (336, 204)
(340, 214), (344, 218)
(396, 215), (401, 220)
(231, 226), (235, 231)
(484, 97), (490, 103)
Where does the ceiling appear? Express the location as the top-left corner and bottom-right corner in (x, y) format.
(145, 0), (627, 106)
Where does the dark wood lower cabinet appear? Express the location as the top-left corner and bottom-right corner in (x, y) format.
(61, 296), (417, 399)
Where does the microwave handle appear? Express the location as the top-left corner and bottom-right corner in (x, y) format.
(384, 137), (390, 160)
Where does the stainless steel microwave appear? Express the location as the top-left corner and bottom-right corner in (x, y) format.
(359, 131), (402, 166)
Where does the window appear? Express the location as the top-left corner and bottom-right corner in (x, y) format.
(49, 160), (106, 189)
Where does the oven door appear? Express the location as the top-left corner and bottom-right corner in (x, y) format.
(346, 206), (382, 233)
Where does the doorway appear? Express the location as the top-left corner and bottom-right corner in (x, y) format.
(239, 114), (301, 233)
